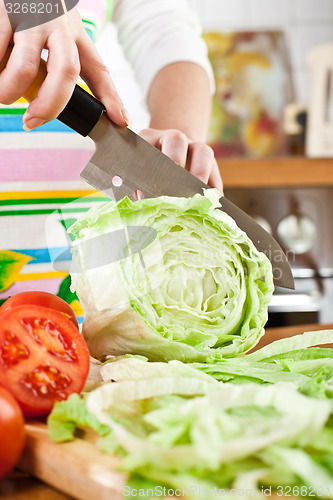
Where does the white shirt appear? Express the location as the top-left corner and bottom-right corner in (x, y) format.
(111, 0), (215, 100)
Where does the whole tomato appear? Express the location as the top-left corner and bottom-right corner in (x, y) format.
(0, 385), (26, 480)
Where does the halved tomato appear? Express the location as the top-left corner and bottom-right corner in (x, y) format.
(0, 292), (79, 329)
(0, 305), (90, 417)
(0, 385), (26, 480)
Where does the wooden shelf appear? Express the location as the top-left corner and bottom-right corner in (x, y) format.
(217, 157), (333, 188)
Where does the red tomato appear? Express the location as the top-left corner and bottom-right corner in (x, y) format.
(0, 385), (26, 480)
(0, 305), (90, 417)
(0, 291), (79, 329)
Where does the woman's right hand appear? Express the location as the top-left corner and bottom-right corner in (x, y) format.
(0, 2), (130, 130)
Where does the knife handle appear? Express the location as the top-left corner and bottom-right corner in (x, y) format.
(0, 47), (105, 136)
(58, 85), (105, 137)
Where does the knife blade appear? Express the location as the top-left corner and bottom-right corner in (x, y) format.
(81, 115), (294, 289)
(0, 49), (294, 289)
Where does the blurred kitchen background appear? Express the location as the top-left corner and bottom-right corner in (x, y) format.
(97, 0), (333, 147)
(191, 0), (332, 106)
(97, 0), (333, 328)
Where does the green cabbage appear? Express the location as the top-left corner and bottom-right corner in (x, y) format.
(69, 189), (274, 362)
(195, 329), (333, 398)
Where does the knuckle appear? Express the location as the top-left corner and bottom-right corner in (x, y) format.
(96, 61), (110, 76)
(166, 129), (187, 143)
(192, 142), (215, 157)
(16, 59), (38, 82)
(62, 57), (80, 81)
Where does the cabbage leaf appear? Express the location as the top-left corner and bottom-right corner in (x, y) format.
(195, 330), (333, 399)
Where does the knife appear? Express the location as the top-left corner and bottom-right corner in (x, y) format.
(0, 49), (294, 289)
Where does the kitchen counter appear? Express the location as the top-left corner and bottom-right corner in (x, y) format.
(253, 322), (333, 350)
(2, 322), (333, 500)
(218, 157), (333, 188)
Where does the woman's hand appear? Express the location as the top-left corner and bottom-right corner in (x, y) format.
(0, 3), (130, 130)
(139, 128), (223, 193)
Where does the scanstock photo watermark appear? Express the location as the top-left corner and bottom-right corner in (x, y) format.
(123, 485), (332, 498)
(265, 245), (296, 283)
(4, 0), (79, 31)
(45, 197), (296, 281)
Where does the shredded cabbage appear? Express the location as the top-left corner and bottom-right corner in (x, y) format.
(48, 350), (333, 498)
(196, 330), (333, 399)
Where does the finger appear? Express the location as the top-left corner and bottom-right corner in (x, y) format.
(187, 143), (215, 185)
(77, 31), (130, 127)
(138, 128), (161, 147)
(23, 29), (80, 130)
(159, 130), (189, 167)
(208, 160), (224, 194)
(0, 6), (12, 62)
(0, 32), (44, 105)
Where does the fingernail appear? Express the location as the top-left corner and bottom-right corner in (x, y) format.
(121, 109), (132, 128)
(23, 118), (46, 131)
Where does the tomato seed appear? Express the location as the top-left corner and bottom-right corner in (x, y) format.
(21, 364), (71, 398)
(0, 332), (30, 367)
(21, 317), (78, 362)
(47, 347), (78, 362)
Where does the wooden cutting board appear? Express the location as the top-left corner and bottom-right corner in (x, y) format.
(16, 421), (127, 500)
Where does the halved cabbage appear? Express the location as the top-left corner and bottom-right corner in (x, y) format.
(69, 189), (274, 361)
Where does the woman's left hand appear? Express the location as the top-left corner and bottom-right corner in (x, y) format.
(139, 128), (223, 194)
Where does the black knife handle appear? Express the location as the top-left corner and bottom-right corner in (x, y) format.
(57, 84), (105, 137)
